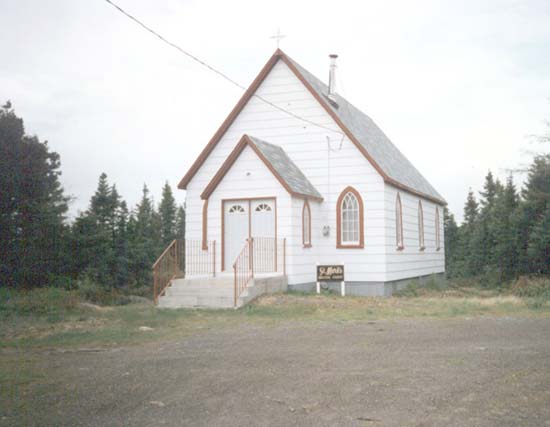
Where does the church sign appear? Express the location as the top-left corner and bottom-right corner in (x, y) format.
(316, 265), (344, 282)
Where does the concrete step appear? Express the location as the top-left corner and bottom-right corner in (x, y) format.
(158, 294), (235, 309)
(164, 287), (234, 297)
(158, 274), (288, 309)
(171, 277), (233, 287)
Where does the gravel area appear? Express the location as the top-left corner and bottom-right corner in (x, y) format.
(4, 316), (550, 427)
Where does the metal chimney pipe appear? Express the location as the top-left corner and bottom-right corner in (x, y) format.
(328, 54), (338, 99)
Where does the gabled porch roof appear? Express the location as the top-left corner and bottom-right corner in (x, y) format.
(200, 134), (323, 201)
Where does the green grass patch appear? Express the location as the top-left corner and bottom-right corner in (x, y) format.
(1, 280), (549, 350)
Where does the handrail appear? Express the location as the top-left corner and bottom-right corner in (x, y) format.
(153, 239), (215, 305)
(232, 237), (286, 307)
(152, 239), (177, 269)
(233, 238), (254, 307)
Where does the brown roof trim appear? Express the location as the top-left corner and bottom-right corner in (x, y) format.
(280, 55), (446, 206)
(178, 49), (284, 190)
(178, 49), (446, 206)
(200, 134), (323, 202)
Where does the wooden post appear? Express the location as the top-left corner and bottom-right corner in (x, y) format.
(316, 262), (320, 294)
(341, 262), (345, 296)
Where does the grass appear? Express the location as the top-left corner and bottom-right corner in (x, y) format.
(1, 280), (549, 415)
(1, 279), (549, 351)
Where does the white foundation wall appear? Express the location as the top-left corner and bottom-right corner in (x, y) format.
(185, 59), (387, 282)
(383, 184), (445, 281)
(205, 145), (291, 273)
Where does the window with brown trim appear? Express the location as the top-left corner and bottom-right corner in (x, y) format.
(418, 200), (425, 251)
(396, 193), (404, 250)
(435, 207), (441, 251)
(336, 186), (364, 248)
(302, 200), (311, 248)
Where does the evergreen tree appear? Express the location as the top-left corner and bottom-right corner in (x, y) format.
(516, 155), (550, 274)
(175, 205), (186, 240)
(490, 175), (519, 280)
(159, 182), (177, 247)
(0, 102), (69, 286)
(128, 185), (157, 287)
(113, 200), (129, 287)
(527, 205), (550, 274)
(443, 207), (459, 277)
(463, 189), (479, 227)
(479, 170), (498, 211)
(457, 189), (480, 276)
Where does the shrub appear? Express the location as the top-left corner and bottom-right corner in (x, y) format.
(426, 274), (443, 291)
(512, 276), (550, 300)
(0, 287), (79, 317)
(394, 280), (420, 297)
(76, 278), (131, 306)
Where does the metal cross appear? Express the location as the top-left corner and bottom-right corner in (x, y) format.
(270, 28), (286, 48)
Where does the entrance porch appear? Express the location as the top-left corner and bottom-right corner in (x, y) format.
(152, 237), (286, 308)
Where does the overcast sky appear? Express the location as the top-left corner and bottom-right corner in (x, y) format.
(2, 0), (549, 222)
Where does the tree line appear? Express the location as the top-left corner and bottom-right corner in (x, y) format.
(1, 101), (549, 291)
(444, 152), (550, 284)
(1, 102), (184, 290)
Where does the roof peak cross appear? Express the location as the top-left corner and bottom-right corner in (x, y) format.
(270, 28), (286, 49)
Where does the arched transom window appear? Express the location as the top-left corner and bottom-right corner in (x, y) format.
(337, 187), (364, 248)
(396, 194), (404, 250)
(435, 207), (441, 251)
(255, 203), (272, 212)
(302, 200), (311, 248)
(418, 200), (425, 250)
(228, 204), (245, 214)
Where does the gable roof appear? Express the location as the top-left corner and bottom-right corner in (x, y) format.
(179, 49), (446, 205)
(201, 134), (323, 201)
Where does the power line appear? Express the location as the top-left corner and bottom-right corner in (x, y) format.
(103, 0), (343, 135)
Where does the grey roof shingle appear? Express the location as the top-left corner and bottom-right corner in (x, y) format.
(248, 136), (323, 200)
(286, 55), (445, 204)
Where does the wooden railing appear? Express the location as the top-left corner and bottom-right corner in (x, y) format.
(152, 239), (215, 304)
(233, 237), (286, 307)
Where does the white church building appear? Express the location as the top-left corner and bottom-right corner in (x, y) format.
(155, 49), (445, 308)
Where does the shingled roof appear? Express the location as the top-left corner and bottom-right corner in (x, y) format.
(201, 134), (323, 201)
(285, 55), (445, 204)
(180, 50), (445, 205)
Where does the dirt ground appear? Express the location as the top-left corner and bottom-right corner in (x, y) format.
(3, 316), (550, 427)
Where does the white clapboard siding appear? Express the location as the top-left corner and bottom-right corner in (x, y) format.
(384, 183), (445, 281)
(184, 57), (444, 286)
(206, 145), (291, 272)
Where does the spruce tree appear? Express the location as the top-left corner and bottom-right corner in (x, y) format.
(159, 182), (177, 247)
(0, 102), (69, 286)
(527, 205), (550, 274)
(128, 185), (156, 287)
(457, 189), (479, 276)
(443, 208), (459, 277)
(175, 205), (186, 240)
(490, 175), (519, 280)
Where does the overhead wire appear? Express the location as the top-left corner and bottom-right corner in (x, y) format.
(104, 0), (344, 136)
